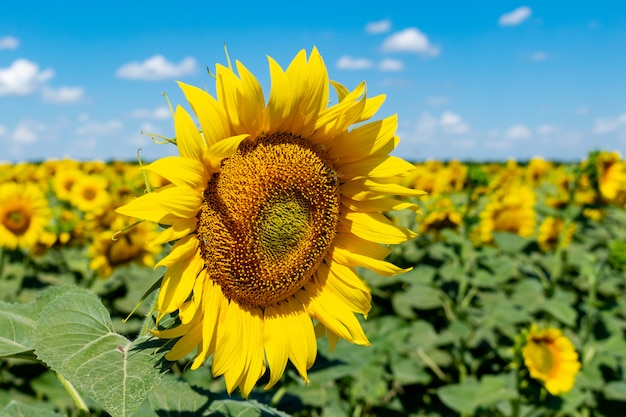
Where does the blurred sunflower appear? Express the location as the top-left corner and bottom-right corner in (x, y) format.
(595, 151), (626, 203)
(51, 165), (83, 202)
(90, 216), (162, 278)
(0, 182), (51, 250)
(522, 325), (580, 395)
(70, 175), (111, 214)
(475, 184), (536, 243)
(117, 47), (423, 396)
(418, 197), (463, 239)
(537, 216), (576, 252)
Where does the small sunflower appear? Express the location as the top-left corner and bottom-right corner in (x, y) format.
(89, 216), (162, 278)
(418, 197), (463, 239)
(116, 47), (423, 396)
(52, 166), (83, 202)
(70, 175), (111, 214)
(475, 184), (536, 244)
(536, 216), (576, 252)
(522, 325), (580, 395)
(0, 182), (51, 250)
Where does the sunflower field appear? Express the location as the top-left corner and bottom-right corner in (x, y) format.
(2, 49), (626, 417)
(2, 150), (626, 417)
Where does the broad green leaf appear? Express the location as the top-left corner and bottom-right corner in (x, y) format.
(437, 375), (516, 415)
(149, 377), (211, 416)
(0, 400), (67, 417)
(33, 287), (169, 417)
(392, 283), (442, 317)
(604, 381), (626, 401)
(207, 399), (291, 417)
(0, 301), (37, 357)
(492, 231), (529, 253)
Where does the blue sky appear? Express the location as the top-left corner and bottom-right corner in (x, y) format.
(1, 1), (625, 163)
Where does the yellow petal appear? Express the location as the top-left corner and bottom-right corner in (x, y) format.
(264, 304), (290, 389)
(339, 155), (416, 180)
(204, 134), (249, 171)
(175, 105), (206, 161)
(143, 156), (208, 188)
(330, 247), (411, 276)
(191, 277), (222, 370)
(266, 56), (293, 133)
(155, 234), (197, 269)
(240, 307), (266, 397)
(164, 321), (202, 361)
(296, 283), (369, 346)
(149, 217), (197, 246)
(115, 185), (202, 223)
(339, 210), (417, 244)
(316, 262), (371, 316)
(341, 197), (421, 213)
(341, 178), (427, 201)
(178, 81), (230, 146)
(235, 60), (265, 137)
(328, 115), (398, 163)
(215, 63), (243, 135)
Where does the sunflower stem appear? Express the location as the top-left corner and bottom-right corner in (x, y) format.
(56, 371), (90, 417)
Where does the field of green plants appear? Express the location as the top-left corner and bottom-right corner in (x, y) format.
(1, 150), (626, 417)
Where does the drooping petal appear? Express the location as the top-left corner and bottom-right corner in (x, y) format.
(143, 156), (208, 188)
(116, 185), (202, 224)
(338, 210), (417, 244)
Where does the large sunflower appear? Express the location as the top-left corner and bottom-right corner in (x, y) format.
(0, 181), (51, 250)
(116, 48), (423, 396)
(522, 325), (580, 395)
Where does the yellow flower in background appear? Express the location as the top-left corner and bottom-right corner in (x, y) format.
(475, 184), (536, 243)
(525, 157), (554, 186)
(89, 216), (162, 278)
(0, 182), (51, 250)
(116, 48), (423, 396)
(537, 216), (576, 252)
(522, 325), (580, 395)
(419, 197), (463, 238)
(52, 167), (84, 202)
(70, 175), (110, 214)
(596, 151), (626, 202)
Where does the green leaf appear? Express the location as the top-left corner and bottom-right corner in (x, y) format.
(392, 284), (442, 317)
(33, 287), (169, 417)
(604, 381), (626, 401)
(0, 400), (67, 417)
(492, 232), (529, 253)
(149, 377), (211, 416)
(208, 399), (291, 417)
(437, 375), (516, 415)
(0, 301), (37, 357)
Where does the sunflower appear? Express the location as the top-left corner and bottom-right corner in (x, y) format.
(51, 165), (83, 202)
(70, 175), (111, 214)
(536, 216), (576, 252)
(475, 183), (536, 244)
(522, 325), (580, 395)
(418, 197), (463, 239)
(0, 181), (51, 250)
(116, 48), (423, 396)
(89, 216), (162, 278)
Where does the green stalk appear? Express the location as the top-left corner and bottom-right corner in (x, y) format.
(56, 371), (90, 417)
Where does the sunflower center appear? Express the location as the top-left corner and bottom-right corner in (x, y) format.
(256, 195), (310, 261)
(197, 133), (340, 308)
(3, 209), (30, 235)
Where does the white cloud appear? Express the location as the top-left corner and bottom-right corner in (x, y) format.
(427, 96), (450, 107)
(336, 55), (373, 70)
(0, 36), (19, 50)
(75, 119), (124, 136)
(498, 6), (532, 27)
(0, 125), (6, 137)
(440, 111), (469, 134)
(382, 28), (440, 57)
(505, 124), (532, 139)
(130, 106), (171, 120)
(11, 120), (47, 144)
(42, 86), (85, 103)
(378, 58), (404, 71)
(0, 59), (54, 96)
(593, 113), (626, 135)
(116, 55), (197, 81)
(365, 19), (391, 34)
